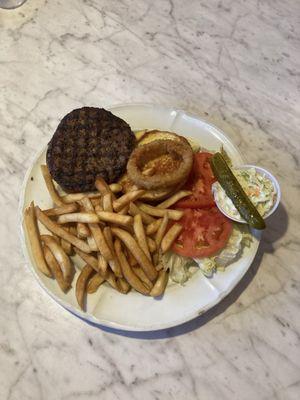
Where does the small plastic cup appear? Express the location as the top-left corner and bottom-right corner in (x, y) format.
(0, 0), (27, 9)
(212, 165), (281, 224)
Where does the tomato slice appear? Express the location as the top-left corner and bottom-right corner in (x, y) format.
(171, 207), (233, 258)
(176, 152), (216, 209)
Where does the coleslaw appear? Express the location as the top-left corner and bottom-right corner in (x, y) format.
(213, 167), (276, 221)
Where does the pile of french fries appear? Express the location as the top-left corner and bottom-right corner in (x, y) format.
(24, 164), (191, 310)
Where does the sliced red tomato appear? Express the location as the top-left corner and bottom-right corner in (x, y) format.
(176, 152), (216, 209)
(171, 207), (232, 258)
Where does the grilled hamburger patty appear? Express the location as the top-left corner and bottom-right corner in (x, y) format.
(46, 107), (136, 192)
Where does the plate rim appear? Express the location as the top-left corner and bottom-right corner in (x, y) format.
(18, 103), (260, 332)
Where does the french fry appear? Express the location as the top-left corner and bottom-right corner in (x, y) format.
(108, 257), (122, 278)
(56, 227), (74, 256)
(95, 177), (114, 197)
(74, 248), (98, 271)
(25, 138), (191, 304)
(153, 252), (160, 267)
(138, 203), (183, 221)
(51, 234), (61, 244)
(61, 192), (101, 204)
(69, 226), (78, 236)
(155, 263), (164, 271)
(102, 193), (113, 212)
(57, 213), (99, 224)
(95, 211), (132, 228)
(150, 270), (169, 297)
(117, 277), (131, 294)
(147, 237), (156, 253)
(106, 274), (132, 293)
(133, 214), (151, 261)
(35, 207), (91, 253)
(98, 254), (108, 277)
(61, 234), (73, 256)
(62, 184), (119, 203)
(129, 184), (139, 192)
(127, 249), (138, 267)
(43, 245), (70, 292)
(40, 165), (64, 206)
(132, 265), (153, 290)
(76, 264), (95, 310)
(113, 190), (146, 212)
(44, 203), (78, 217)
(105, 270), (119, 290)
(24, 202), (52, 277)
(118, 205), (129, 215)
(111, 227), (157, 281)
(114, 239), (149, 295)
(103, 227), (114, 252)
(81, 197), (113, 261)
(94, 204), (103, 213)
(76, 247), (116, 281)
(128, 202), (155, 224)
(146, 218), (162, 235)
(161, 224), (183, 253)
(103, 227), (122, 278)
(87, 236), (98, 252)
(157, 191), (192, 209)
(109, 183), (122, 193)
(155, 213), (169, 248)
(41, 235), (74, 284)
(87, 273), (105, 294)
(91, 197), (102, 207)
(77, 222), (90, 238)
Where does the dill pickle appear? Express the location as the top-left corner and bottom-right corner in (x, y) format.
(210, 153), (266, 230)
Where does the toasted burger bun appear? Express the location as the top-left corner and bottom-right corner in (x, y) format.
(137, 130), (189, 146)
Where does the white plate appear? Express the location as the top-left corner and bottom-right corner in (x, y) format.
(19, 103), (261, 331)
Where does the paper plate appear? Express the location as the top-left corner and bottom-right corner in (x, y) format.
(19, 104), (260, 331)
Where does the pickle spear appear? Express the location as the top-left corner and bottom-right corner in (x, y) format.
(210, 153), (266, 230)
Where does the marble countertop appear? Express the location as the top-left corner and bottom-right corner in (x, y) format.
(1, 0), (299, 399)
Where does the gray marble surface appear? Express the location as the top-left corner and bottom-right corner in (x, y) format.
(1, 0), (299, 399)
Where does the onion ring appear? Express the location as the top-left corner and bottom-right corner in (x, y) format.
(127, 140), (193, 190)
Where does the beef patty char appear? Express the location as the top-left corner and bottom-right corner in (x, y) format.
(46, 107), (136, 192)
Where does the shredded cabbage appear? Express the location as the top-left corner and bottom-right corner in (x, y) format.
(162, 225), (252, 284)
(161, 252), (198, 284)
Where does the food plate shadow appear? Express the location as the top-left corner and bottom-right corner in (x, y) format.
(80, 204), (287, 339)
(261, 202), (288, 254)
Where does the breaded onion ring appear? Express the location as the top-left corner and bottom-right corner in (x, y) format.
(127, 140), (193, 190)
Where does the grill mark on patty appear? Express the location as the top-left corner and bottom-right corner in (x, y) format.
(46, 107), (136, 192)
